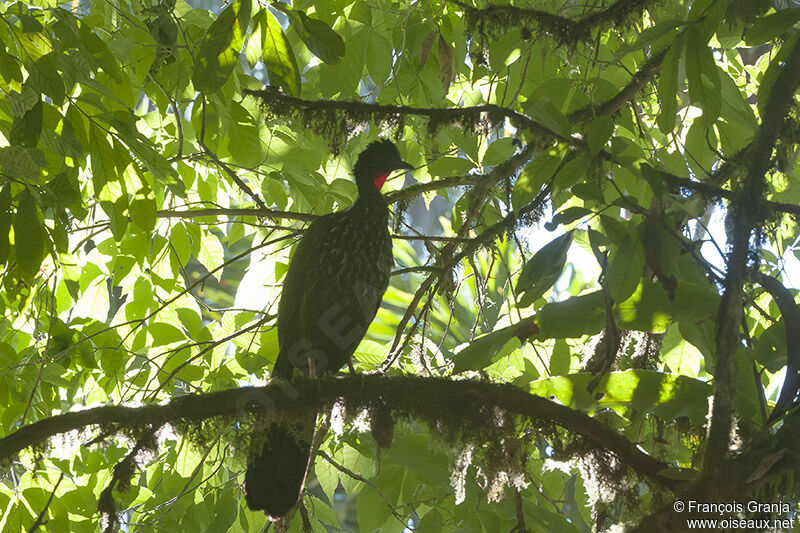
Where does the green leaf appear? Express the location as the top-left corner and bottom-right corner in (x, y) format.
(383, 431), (449, 485)
(366, 33), (394, 83)
(207, 490), (238, 532)
(109, 117), (180, 190)
(0, 185), (11, 265)
(357, 484), (392, 533)
(483, 137), (516, 166)
(281, 7), (345, 65)
(615, 280), (718, 333)
(130, 197), (157, 231)
(28, 53), (65, 106)
(523, 100), (570, 137)
(453, 323), (523, 373)
(252, 9), (301, 96)
(192, 0), (251, 93)
(512, 149), (561, 210)
(553, 156), (590, 190)
(757, 32), (800, 121)
(15, 189), (47, 279)
(417, 509), (444, 532)
(529, 370), (711, 423)
(314, 453), (341, 502)
(545, 207), (591, 230)
(353, 340), (389, 368)
(535, 291), (606, 339)
(170, 223), (192, 265)
(0, 40), (22, 84)
(198, 232), (224, 278)
(718, 68), (757, 132)
(177, 308), (203, 339)
(605, 226), (645, 303)
(516, 231), (573, 307)
(100, 199), (129, 240)
(753, 322), (785, 372)
(614, 20), (685, 60)
(9, 100), (42, 148)
(657, 36), (684, 134)
(549, 339), (571, 375)
(585, 116), (614, 155)
(149, 322), (185, 346)
(684, 120), (718, 178)
(427, 156), (474, 177)
(0, 146), (43, 182)
(684, 27), (721, 122)
(743, 7), (800, 46)
(308, 496), (340, 528)
(48, 172), (82, 210)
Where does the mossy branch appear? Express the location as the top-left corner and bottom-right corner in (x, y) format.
(703, 34), (800, 490)
(449, 0), (650, 46)
(243, 87), (563, 152)
(0, 375), (678, 490)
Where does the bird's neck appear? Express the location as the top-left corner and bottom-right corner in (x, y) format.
(355, 174), (387, 203)
(353, 178), (389, 222)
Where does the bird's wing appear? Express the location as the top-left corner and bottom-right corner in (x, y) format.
(274, 214), (344, 376)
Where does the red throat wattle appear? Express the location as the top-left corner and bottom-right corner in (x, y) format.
(373, 173), (390, 190)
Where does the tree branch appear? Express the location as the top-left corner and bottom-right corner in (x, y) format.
(703, 35), (800, 486)
(0, 375), (678, 490)
(448, 0), (649, 46)
(569, 49), (667, 123)
(243, 87), (566, 148)
(156, 207), (315, 222)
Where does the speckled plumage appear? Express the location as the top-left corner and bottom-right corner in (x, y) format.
(244, 139), (412, 519)
(272, 186), (393, 377)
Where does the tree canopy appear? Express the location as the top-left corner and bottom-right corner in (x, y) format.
(1, 0), (800, 531)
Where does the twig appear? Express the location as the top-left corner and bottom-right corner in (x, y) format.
(513, 489), (528, 533)
(27, 472), (64, 533)
(20, 277), (56, 426)
(198, 96), (268, 210)
(317, 450), (407, 527)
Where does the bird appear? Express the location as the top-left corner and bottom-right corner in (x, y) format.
(243, 139), (413, 519)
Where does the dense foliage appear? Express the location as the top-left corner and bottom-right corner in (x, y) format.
(1, 0), (800, 531)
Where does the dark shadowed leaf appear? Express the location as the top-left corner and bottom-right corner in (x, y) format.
(28, 53), (65, 106)
(9, 100), (42, 148)
(0, 185), (11, 265)
(743, 7), (800, 45)
(684, 27), (720, 122)
(192, 0), (251, 93)
(757, 32), (800, 120)
(15, 189), (46, 279)
(254, 8), (301, 96)
(657, 35), (684, 134)
(419, 29), (437, 68)
(606, 225), (645, 303)
(585, 116), (614, 155)
(453, 323), (523, 373)
(516, 231), (573, 307)
(438, 32), (456, 92)
(281, 8), (345, 65)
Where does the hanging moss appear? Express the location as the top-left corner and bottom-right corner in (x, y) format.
(243, 87), (553, 154)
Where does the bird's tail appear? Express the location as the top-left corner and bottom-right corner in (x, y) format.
(244, 411), (317, 519)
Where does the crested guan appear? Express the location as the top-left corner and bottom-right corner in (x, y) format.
(244, 139), (413, 519)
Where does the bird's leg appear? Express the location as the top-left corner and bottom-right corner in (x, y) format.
(347, 359), (357, 374)
(308, 354), (317, 379)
